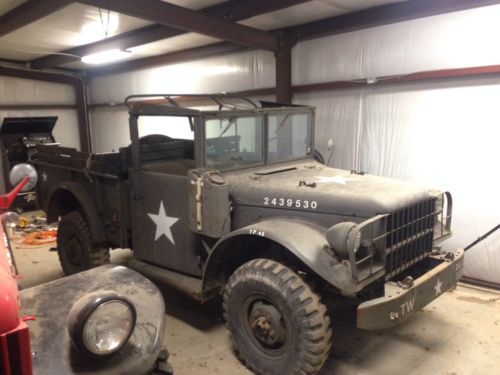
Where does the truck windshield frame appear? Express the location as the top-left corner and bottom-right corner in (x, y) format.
(266, 111), (314, 165)
(204, 114), (264, 171)
(202, 108), (315, 171)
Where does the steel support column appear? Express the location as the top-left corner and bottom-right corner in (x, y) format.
(0, 66), (90, 152)
(74, 79), (91, 153)
(275, 34), (293, 104)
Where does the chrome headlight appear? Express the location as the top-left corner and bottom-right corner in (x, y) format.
(68, 291), (136, 356)
(326, 222), (361, 259)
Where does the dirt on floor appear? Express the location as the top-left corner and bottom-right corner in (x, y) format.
(11, 225), (500, 375)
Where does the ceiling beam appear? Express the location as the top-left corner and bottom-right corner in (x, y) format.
(77, 0), (278, 51)
(0, 0), (73, 38)
(0, 65), (80, 85)
(31, 0), (311, 69)
(86, 0), (500, 79)
(286, 0), (500, 42)
(31, 25), (181, 69)
(89, 42), (247, 78)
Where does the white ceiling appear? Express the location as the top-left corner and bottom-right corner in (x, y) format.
(0, 0), (404, 69)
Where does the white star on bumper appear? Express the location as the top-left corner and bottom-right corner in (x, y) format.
(147, 201), (179, 244)
(434, 278), (443, 296)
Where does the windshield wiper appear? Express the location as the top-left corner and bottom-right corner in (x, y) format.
(274, 114), (291, 134)
(215, 117), (236, 140)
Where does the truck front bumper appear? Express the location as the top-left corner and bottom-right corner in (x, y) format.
(357, 249), (464, 330)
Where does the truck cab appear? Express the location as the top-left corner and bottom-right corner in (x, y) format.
(35, 94), (464, 375)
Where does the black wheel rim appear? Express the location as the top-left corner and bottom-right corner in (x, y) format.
(243, 293), (291, 358)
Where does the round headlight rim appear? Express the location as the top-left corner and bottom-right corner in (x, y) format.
(82, 298), (136, 355)
(68, 292), (137, 357)
(326, 221), (361, 259)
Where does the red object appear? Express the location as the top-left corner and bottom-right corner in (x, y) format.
(0, 177), (33, 374)
(0, 176), (28, 210)
(0, 322), (32, 375)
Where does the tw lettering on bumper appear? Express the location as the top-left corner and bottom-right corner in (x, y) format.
(357, 249), (464, 330)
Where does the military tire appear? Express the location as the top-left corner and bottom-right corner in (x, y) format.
(57, 211), (110, 275)
(223, 259), (332, 375)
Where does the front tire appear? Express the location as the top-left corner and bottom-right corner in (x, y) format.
(223, 259), (332, 375)
(57, 211), (110, 275)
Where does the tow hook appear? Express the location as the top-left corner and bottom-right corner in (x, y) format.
(444, 252), (455, 262)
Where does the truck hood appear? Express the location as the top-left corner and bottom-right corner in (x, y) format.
(224, 161), (433, 217)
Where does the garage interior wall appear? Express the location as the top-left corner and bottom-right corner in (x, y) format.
(0, 75), (81, 149)
(87, 5), (500, 284)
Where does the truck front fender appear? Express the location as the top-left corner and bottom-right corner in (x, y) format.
(47, 182), (106, 243)
(203, 217), (355, 295)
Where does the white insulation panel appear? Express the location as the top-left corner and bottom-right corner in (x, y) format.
(0, 109), (80, 150)
(0, 76), (79, 148)
(0, 76), (75, 105)
(88, 5), (500, 284)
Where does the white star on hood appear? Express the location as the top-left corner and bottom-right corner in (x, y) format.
(314, 175), (349, 185)
(147, 201), (179, 244)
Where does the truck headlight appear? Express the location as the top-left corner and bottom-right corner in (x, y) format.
(326, 222), (361, 259)
(68, 291), (136, 356)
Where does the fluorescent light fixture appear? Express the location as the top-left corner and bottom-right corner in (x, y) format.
(81, 49), (132, 65)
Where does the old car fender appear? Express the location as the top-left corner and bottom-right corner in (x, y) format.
(20, 265), (166, 374)
(204, 217), (353, 293)
(46, 182), (106, 243)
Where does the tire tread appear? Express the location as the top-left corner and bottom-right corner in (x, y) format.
(223, 259), (332, 375)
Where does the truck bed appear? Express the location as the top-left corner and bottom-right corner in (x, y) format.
(32, 138), (196, 249)
(33, 144), (131, 249)
(34, 144), (129, 179)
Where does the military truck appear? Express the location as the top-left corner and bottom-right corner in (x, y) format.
(0, 164), (170, 375)
(34, 94), (464, 375)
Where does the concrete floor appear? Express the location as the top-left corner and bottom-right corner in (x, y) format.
(12, 238), (500, 375)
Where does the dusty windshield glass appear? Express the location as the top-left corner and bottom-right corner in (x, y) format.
(205, 116), (263, 170)
(267, 112), (313, 163)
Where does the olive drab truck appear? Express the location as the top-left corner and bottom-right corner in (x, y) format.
(34, 94), (463, 375)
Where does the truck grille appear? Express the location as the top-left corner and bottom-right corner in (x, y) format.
(385, 197), (436, 279)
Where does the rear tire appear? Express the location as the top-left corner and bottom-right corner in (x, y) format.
(223, 259), (332, 375)
(57, 211), (110, 275)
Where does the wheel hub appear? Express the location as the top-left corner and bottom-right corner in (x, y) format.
(249, 301), (287, 349)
